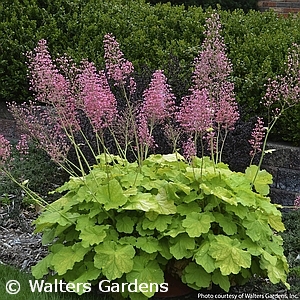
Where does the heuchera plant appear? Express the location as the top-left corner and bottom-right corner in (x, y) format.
(3, 12), (299, 299)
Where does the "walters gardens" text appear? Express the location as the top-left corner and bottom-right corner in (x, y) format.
(28, 279), (168, 294)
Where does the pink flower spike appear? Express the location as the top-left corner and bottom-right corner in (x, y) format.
(249, 117), (266, 157)
(182, 137), (196, 160)
(77, 60), (118, 132)
(26, 39), (80, 133)
(177, 88), (213, 135)
(8, 102), (71, 164)
(137, 113), (155, 149)
(103, 33), (135, 90)
(141, 70), (175, 124)
(192, 13), (232, 92)
(191, 13), (239, 133)
(263, 44), (300, 109)
(214, 84), (239, 130)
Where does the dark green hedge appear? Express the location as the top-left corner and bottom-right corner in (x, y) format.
(1, 0), (300, 143)
(0, 0), (83, 103)
(146, 0), (258, 12)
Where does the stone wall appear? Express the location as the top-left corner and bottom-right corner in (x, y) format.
(263, 142), (300, 209)
(0, 118), (21, 141)
(258, 0), (300, 16)
(0, 103), (22, 142)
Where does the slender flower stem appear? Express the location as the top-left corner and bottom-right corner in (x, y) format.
(218, 129), (228, 164)
(250, 117), (277, 187)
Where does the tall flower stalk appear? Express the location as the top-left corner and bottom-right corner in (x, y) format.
(177, 13), (239, 164)
(249, 44), (300, 185)
(138, 70), (176, 159)
(8, 40), (83, 176)
(102, 33), (142, 163)
(249, 117), (266, 166)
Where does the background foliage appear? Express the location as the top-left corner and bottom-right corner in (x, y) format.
(146, 0), (258, 11)
(1, 0), (300, 143)
(280, 210), (300, 294)
(0, 143), (66, 227)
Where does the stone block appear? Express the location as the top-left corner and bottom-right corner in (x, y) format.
(276, 168), (300, 192)
(269, 187), (297, 207)
(263, 142), (300, 170)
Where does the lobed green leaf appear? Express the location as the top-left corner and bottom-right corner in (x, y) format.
(210, 235), (251, 275)
(51, 243), (90, 276)
(169, 233), (195, 259)
(182, 212), (215, 237)
(194, 241), (216, 273)
(182, 262), (211, 289)
(126, 256), (164, 298)
(136, 237), (161, 254)
(94, 241), (135, 280)
(245, 165), (273, 196)
(79, 225), (109, 247)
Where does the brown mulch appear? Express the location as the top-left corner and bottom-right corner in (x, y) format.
(0, 205), (47, 272)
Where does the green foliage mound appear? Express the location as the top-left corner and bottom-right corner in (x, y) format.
(32, 153), (289, 299)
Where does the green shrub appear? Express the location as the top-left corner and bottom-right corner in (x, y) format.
(0, 0), (39, 102)
(0, 0), (82, 103)
(147, 0), (258, 12)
